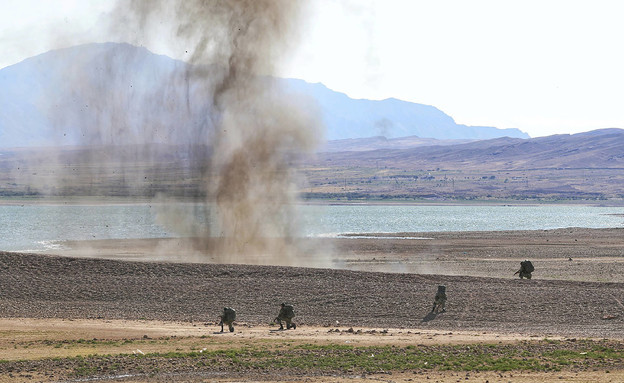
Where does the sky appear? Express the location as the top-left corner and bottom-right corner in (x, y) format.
(1, 0), (623, 138)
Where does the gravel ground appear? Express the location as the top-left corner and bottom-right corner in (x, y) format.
(2, 228), (624, 338)
(1, 228), (624, 382)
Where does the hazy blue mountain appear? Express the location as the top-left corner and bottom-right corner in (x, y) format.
(0, 43), (208, 148)
(282, 79), (528, 140)
(0, 43), (528, 148)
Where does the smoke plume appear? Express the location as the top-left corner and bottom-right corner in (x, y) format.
(109, 0), (322, 265)
(27, 0), (324, 265)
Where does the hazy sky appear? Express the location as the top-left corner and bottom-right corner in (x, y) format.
(1, 0), (623, 138)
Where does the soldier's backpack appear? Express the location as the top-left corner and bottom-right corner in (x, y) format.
(282, 304), (295, 319)
(521, 260), (534, 273)
(223, 307), (236, 322)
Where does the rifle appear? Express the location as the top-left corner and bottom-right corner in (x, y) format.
(514, 269), (520, 275)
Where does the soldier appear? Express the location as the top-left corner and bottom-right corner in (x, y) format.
(431, 285), (447, 314)
(275, 303), (296, 330)
(218, 307), (236, 332)
(514, 260), (534, 279)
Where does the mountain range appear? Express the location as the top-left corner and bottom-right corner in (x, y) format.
(1, 128), (621, 201)
(313, 128), (624, 170)
(0, 42), (528, 148)
(2, 43), (622, 201)
(304, 128), (624, 201)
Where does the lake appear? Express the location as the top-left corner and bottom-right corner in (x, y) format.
(0, 203), (623, 252)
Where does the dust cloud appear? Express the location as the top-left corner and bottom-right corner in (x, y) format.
(111, 0), (323, 265)
(40, 0), (327, 266)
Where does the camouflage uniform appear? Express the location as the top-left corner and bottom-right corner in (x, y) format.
(431, 285), (447, 313)
(219, 307), (236, 332)
(516, 260), (534, 279)
(275, 303), (296, 330)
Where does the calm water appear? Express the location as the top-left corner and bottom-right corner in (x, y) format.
(0, 203), (623, 252)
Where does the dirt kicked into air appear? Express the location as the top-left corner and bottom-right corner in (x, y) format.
(111, 0), (321, 266)
(38, 0), (323, 267)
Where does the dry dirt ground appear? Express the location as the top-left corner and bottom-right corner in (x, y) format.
(0, 227), (623, 382)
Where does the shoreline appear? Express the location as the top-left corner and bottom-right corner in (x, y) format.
(33, 227), (624, 283)
(2, 195), (624, 207)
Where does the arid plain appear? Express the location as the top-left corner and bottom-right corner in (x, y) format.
(0, 226), (623, 382)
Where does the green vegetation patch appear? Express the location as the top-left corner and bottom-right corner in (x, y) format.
(134, 340), (624, 374)
(0, 339), (622, 379)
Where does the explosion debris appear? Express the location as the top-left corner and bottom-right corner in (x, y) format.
(32, 0), (324, 265)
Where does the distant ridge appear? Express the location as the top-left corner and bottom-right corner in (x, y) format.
(0, 128), (622, 200)
(316, 128), (624, 170)
(303, 128), (624, 201)
(319, 135), (476, 152)
(0, 42), (528, 148)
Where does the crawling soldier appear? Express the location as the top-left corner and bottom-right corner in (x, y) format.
(275, 303), (296, 330)
(219, 307), (236, 332)
(431, 285), (447, 314)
